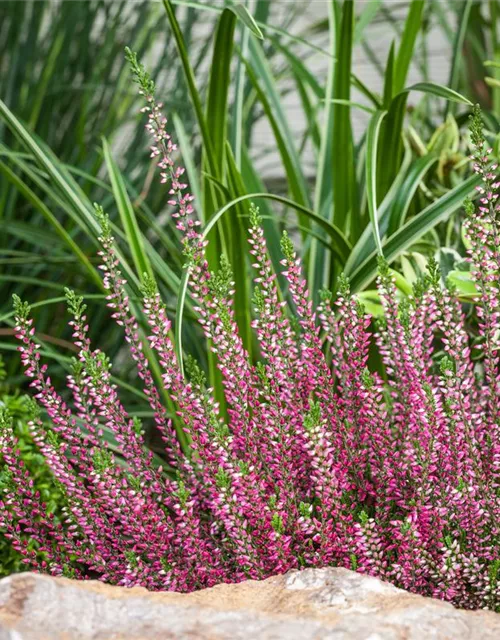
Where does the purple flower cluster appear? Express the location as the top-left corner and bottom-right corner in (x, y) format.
(1, 57), (500, 606)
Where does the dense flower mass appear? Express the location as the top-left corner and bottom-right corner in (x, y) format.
(1, 54), (500, 609)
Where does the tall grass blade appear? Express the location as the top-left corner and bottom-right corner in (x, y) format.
(346, 148), (433, 274)
(366, 110), (388, 255)
(201, 6), (236, 285)
(224, 144), (253, 357)
(489, 0), (500, 117)
(247, 38), (311, 207)
(230, 4), (251, 168)
(309, 0), (336, 299)
(402, 82), (472, 104)
(354, 0), (382, 44)
(206, 9), (236, 173)
(446, 0), (473, 115)
(393, 0), (425, 95)
(382, 42), (396, 107)
(331, 0), (355, 234)
(0, 99), (99, 236)
(103, 138), (153, 282)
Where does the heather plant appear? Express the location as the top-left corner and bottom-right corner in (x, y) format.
(2, 53), (500, 610)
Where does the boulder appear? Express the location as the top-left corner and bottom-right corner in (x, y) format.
(0, 567), (499, 639)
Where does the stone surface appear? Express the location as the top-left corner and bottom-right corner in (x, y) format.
(0, 568), (499, 639)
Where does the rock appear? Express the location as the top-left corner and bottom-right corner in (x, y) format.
(0, 568), (499, 639)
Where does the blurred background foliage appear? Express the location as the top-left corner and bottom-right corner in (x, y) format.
(1, 0), (499, 452)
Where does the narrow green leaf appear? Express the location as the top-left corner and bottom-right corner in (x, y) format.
(400, 82), (473, 105)
(224, 143), (253, 357)
(383, 42), (396, 107)
(366, 110), (388, 255)
(0, 98), (99, 236)
(376, 81), (470, 207)
(204, 193), (350, 262)
(175, 267), (191, 378)
(331, 0), (355, 233)
(248, 37), (311, 207)
(230, 7), (251, 168)
(202, 172), (231, 200)
(240, 146), (283, 277)
(308, 0), (337, 297)
(274, 38), (324, 153)
(290, 69), (322, 153)
(28, 31), (65, 130)
(327, 99), (376, 115)
(354, 0), (382, 44)
(103, 138), (153, 282)
(202, 7), (238, 344)
(447, 0), (473, 113)
(206, 9), (236, 172)
(351, 74), (383, 108)
(393, 0), (425, 95)
(488, 0), (500, 117)
(228, 4), (263, 39)
(275, 39), (324, 100)
(346, 144), (437, 275)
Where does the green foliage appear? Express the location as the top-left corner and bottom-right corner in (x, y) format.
(0, 357), (63, 576)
